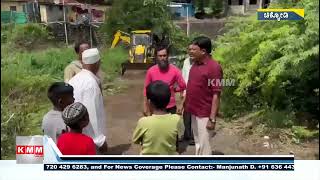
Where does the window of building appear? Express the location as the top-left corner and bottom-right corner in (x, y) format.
(239, 0), (243, 5)
(228, 0), (232, 5)
(10, 6), (17, 11)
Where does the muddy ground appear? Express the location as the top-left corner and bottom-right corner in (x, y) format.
(103, 70), (319, 159)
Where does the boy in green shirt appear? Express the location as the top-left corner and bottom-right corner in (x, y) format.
(133, 80), (184, 155)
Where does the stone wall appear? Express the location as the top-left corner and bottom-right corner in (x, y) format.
(229, 5), (245, 15)
(175, 19), (226, 40)
(48, 19), (227, 47)
(47, 23), (102, 45)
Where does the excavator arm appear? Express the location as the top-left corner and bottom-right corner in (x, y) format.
(111, 30), (131, 48)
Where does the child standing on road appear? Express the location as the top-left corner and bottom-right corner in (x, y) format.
(42, 82), (75, 143)
(133, 80), (184, 155)
(57, 102), (96, 155)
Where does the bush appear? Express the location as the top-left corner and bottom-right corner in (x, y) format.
(211, 0), (223, 17)
(292, 126), (319, 141)
(1, 23), (15, 44)
(214, 0), (319, 127)
(100, 47), (128, 80)
(263, 110), (294, 128)
(101, 0), (190, 55)
(8, 23), (53, 49)
(1, 47), (74, 159)
(1, 36), (130, 158)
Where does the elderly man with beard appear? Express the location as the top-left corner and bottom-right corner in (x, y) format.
(143, 45), (186, 116)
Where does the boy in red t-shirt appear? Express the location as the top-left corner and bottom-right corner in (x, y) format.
(57, 102), (96, 155)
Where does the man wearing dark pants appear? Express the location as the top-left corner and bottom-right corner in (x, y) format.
(178, 44), (194, 145)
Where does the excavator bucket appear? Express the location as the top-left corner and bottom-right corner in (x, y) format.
(121, 62), (155, 76)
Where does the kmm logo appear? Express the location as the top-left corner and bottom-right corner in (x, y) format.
(208, 79), (236, 87)
(16, 145), (44, 157)
(16, 136), (44, 164)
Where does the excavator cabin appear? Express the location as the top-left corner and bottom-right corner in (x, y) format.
(111, 30), (156, 75)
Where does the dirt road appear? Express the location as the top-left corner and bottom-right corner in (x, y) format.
(103, 70), (319, 159)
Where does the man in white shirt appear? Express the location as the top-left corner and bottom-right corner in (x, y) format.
(68, 48), (108, 154)
(178, 45), (194, 145)
(64, 41), (104, 90)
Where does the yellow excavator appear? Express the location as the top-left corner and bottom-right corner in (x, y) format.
(111, 30), (156, 75)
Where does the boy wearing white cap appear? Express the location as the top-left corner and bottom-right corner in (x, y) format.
(68, 48), (108, 153)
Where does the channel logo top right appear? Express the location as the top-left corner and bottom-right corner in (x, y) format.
(257, 9), (304, 21)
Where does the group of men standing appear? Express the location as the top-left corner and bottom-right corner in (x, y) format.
(42, 35), (222, 155)
(43, 42), (108, 154)
(142, 36), (223, 155)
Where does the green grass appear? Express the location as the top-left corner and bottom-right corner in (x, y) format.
(1, 39), (127, 159)
(100, 47), (128, 81)
(1, 46), (75, 159)
(292, 126), (319, 142)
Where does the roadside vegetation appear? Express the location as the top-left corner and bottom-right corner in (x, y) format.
(1, 23), (127, 159)
(214, 0), (319, 141)
(1, 0), (318, 159)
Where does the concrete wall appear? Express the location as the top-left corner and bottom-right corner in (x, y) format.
(48, 23), (102, 46)
(231, 0), (242, 5)
(1, 2), (25, 12)
(249, 4), (259, 10)
(45, 5), (64, 22)
(229, 5), (245, 15)
(40, 5), (63, 23)
(175, 20), (226, 40)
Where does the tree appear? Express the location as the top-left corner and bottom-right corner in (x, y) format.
(100, 0), (190, 53)
(213, 0), (319, 123)
(210, 0), (224, 17)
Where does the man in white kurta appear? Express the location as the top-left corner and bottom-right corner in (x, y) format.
(68, 48), (107, 153)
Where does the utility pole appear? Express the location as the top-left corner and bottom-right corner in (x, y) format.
(33, 0), (37, 22)
(89, 0), (93, 47)
(63, 0), (69, 45)
(186, 5), (189, 37)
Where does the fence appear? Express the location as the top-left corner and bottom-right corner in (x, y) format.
(1, 11), (28, 24)
(45, 22), (106, 47)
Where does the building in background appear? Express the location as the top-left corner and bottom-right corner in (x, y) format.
(228, 0), (271, 15)
(39, 0), (111, 24)
(170, 1), (195, 18)
(1, 0), (111, 24)
(1, 0), (36, 24)
(1, 0), (26, 12)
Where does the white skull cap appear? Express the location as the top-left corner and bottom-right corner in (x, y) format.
(82, 48), (100, 64)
